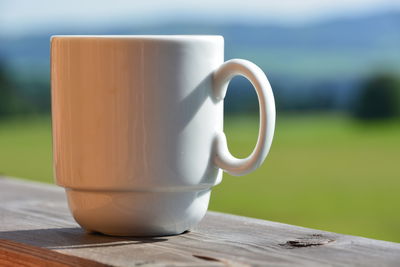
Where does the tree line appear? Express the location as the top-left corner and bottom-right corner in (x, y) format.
(0, 62), (399, 121)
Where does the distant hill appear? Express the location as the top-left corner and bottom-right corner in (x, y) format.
(1, 11), (399, 111)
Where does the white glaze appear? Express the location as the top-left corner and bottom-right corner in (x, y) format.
(51, 35), (275, 236)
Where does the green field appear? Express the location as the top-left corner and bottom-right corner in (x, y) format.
(0, 114), (399, 242)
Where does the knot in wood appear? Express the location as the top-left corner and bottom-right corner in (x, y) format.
(281, 234), (335, 248)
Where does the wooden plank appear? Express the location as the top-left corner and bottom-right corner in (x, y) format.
(0, 176), (399, 266)
(0, 239), (111, 267)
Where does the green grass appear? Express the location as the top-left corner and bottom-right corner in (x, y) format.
(0, 114), (399, 242)
(0, 116), (53, 183)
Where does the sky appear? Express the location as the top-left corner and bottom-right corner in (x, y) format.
(1, 0), (400, 36)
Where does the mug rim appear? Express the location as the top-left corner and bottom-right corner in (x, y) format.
(51, 35), (223, 42)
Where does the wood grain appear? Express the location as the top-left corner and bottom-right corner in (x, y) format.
(0, 176), (399, 266)
(0, 239), (110, 267)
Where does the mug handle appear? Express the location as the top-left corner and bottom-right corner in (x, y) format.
(213, 59), (276, 176)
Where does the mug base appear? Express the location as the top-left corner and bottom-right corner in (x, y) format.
(64, 188), (211, 236)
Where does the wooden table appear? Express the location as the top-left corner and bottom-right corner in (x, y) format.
(1, 177), (399, 266)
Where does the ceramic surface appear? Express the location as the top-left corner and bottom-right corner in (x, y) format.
(51, 35), (275, 236)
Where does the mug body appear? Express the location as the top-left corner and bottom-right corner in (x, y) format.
(51, 36), (224, 235)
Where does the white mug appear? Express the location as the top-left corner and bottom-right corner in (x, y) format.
(51, 35), (275, 236)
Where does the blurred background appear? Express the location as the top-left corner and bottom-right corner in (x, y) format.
(0, 0), (399, 242)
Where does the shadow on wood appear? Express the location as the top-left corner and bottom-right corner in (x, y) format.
(0, 227), (168, 250)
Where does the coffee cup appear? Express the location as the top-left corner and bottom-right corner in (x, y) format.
(51, 35), (275, 236)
